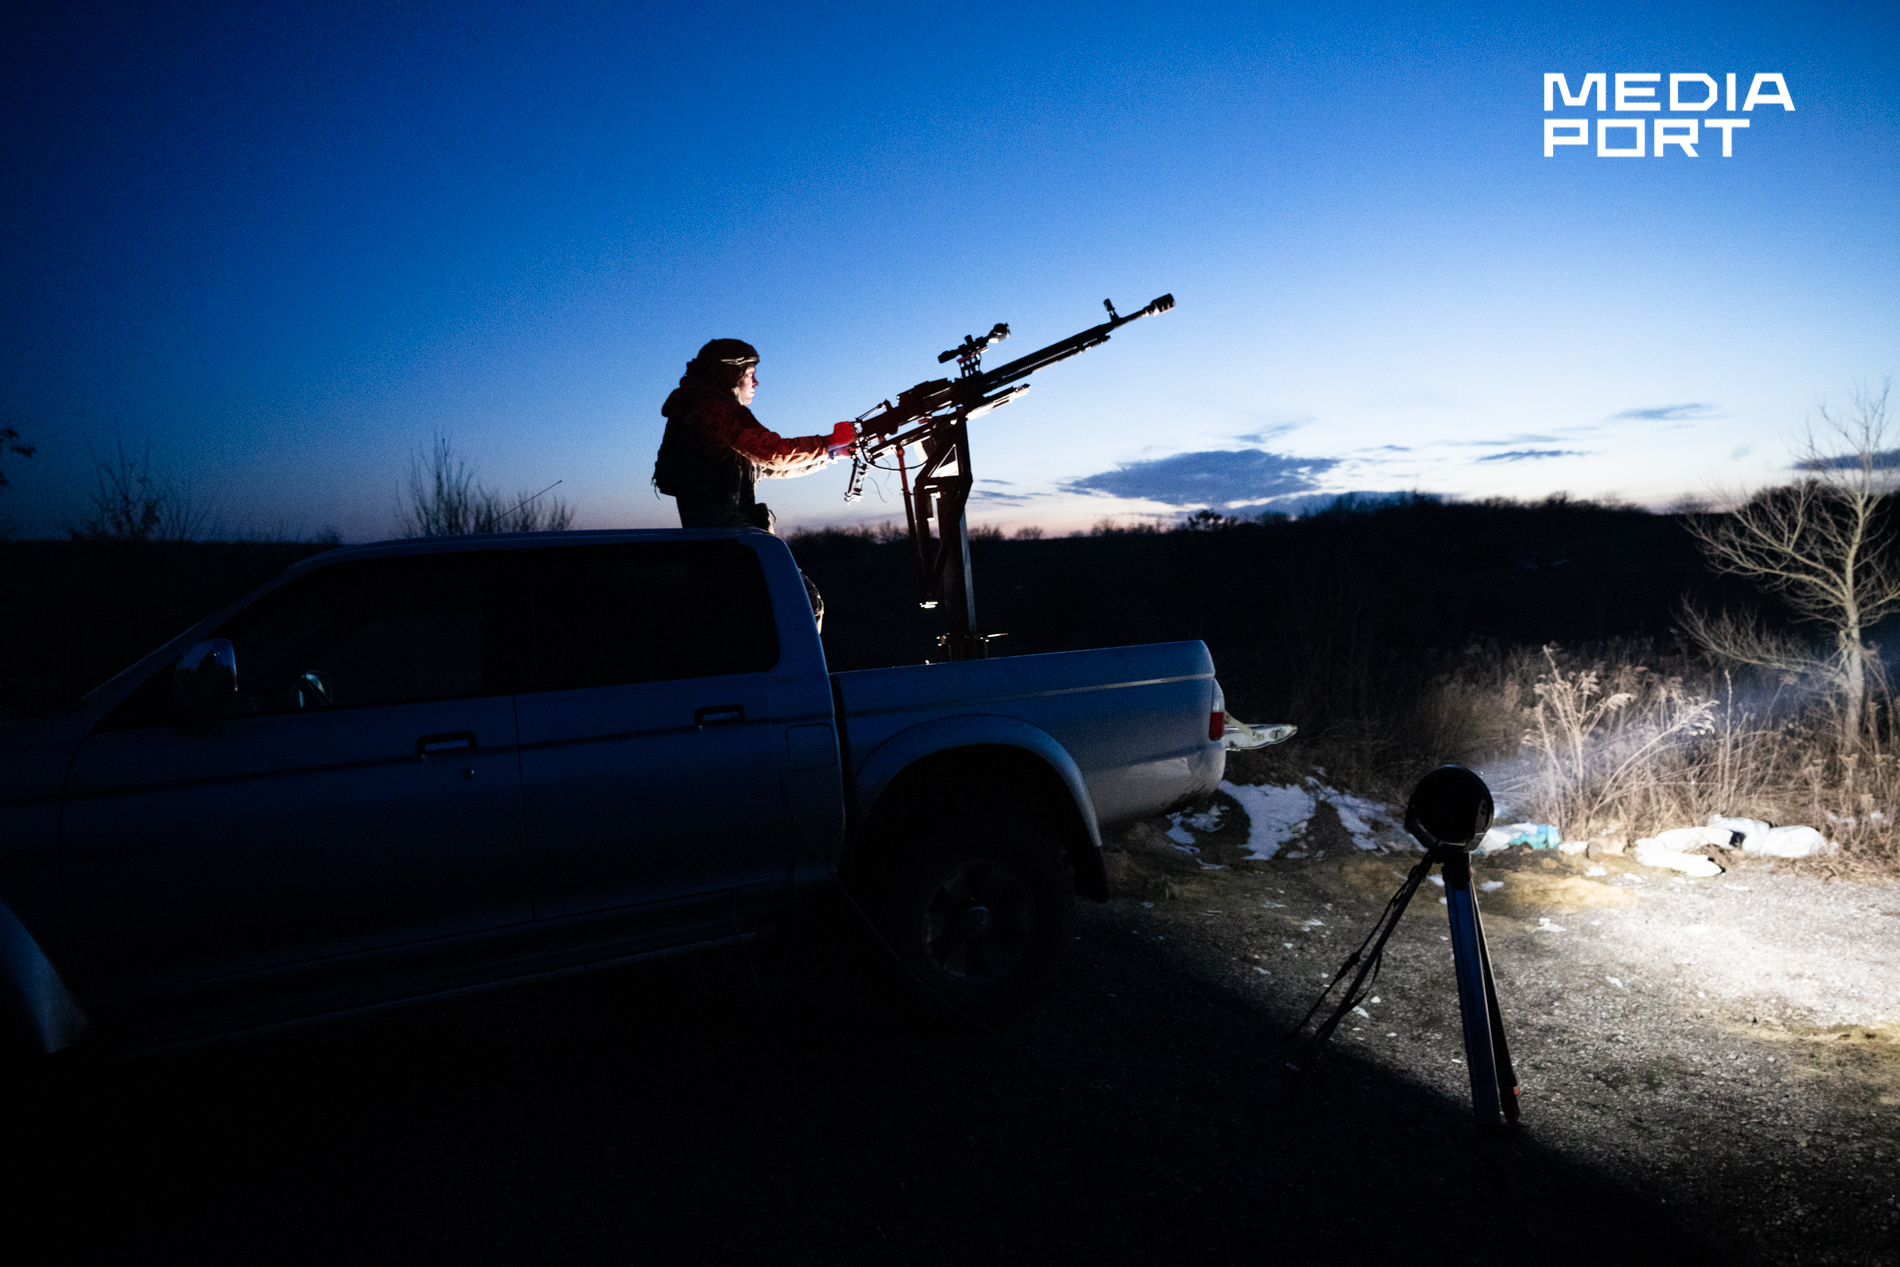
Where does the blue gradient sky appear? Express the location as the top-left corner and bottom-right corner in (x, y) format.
(4, 0), (1895, 540)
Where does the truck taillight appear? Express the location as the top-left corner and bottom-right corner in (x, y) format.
(1210, 710), (1225, 741)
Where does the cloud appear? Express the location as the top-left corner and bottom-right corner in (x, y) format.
(1443, 433), (1578, 447)
(1475, 449), (1591, 463)
(1611, 403), (1715, 422)
(1232, 417), (1311, 445)
(979, 477), (1016, 485)
(1791, 450), (1900, 471)
(971, 488), (1049, 503)
(1061, 449), (1340, 507)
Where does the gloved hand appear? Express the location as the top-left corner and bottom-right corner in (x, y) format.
(826, 421), (856, 457)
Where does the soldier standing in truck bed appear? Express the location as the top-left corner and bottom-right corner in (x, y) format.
(652, 338), (853, 622)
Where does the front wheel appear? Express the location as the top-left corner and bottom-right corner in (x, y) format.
(863, 814), (1074, 1026)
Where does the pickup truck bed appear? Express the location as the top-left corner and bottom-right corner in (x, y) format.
(836, 641), (1224, 855)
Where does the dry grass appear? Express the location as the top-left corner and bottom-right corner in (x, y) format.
(1224, 637), (1900, 876)
(1379, 642), (1900, 873)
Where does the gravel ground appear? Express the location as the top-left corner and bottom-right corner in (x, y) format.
(1117, 794), (1900, 1265)
(7, 816), (1898, 1264)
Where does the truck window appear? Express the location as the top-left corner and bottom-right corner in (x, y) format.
(97, 551), (524, 728)
(528, 540), (779, 691)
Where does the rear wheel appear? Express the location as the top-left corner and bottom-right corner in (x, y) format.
(863, 814), (1074, 1026)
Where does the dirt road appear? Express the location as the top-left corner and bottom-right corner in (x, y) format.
(1123, 827), (1900, 1265)
(10, 834), (1898, 1264)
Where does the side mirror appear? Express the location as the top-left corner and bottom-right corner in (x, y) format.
(1405, 764), (1494, 851)
(172, 639), (238, 715)
(294, 669), (333, 709)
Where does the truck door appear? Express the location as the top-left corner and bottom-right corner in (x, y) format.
(513, 539), (791, 919)
(62, 551), (533, 996)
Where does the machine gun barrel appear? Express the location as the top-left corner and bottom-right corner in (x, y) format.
(968, 292), (1174, 399)
(846, 293), (1174, 486)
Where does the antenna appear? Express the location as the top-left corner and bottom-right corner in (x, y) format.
(501, 480), (562, 518)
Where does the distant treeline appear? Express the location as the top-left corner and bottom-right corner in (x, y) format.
(790, 496), (1823, 732)
(0, 497), (1857, 732)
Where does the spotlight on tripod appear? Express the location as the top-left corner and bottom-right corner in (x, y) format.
(1406, 765), (1519, 1131)
(1295, 764), (1519, 1132)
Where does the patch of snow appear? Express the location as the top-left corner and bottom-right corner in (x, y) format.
(1585, 865), (1608, 877)
(1644, 825), (1733, 852)
(1752, 825), (1837, 858)
(1479, 880), (1504, 892)
(1217, 780), (1315, 860)
(1216, 778), (1408, 858)
(1181, 804), (1226, 832)
(1163, 801), (1231, 850)
(1633, 830), (1727, 877)
(1708, 815), (1771, 850)
(1164, 800), (1227, 847)
(1320, 786), (1400, 850)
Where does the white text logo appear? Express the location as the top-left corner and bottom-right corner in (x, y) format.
(1543, 73), (1793, 157)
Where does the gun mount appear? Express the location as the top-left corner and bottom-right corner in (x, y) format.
(844, 294), (1174, 660)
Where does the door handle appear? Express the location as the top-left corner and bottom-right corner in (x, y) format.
(694, 704), (745, 728)
(417, 732), (477, 757)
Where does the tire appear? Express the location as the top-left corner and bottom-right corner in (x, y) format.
(863, 813), (1074, 1026)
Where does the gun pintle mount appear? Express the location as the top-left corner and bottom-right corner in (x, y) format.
(843, 293), (1174, 661)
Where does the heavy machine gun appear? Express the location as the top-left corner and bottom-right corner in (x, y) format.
(844, 293), (1174, 660)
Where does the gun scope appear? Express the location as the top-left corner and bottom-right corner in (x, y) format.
(938, 323), (1011, 364)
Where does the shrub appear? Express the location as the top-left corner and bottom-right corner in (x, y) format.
(71, 439), (217, 542)
(1473, 643), (1900, 870)
(398, 434), (572, 536)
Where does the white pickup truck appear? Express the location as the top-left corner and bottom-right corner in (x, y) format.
(0, 529), (1226, 1057)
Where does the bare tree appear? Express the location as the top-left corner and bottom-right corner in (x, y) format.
(72, 438), (217, 542)
(0, 425), (34, 488)
(398, 434), (573, 537)
(399, 434), (478, 537)
(1683, 379), (1900, 740)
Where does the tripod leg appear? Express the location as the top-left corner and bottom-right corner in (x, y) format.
(1474, 905), (1520, 1126)
(1442, 852), (1503, 1130)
